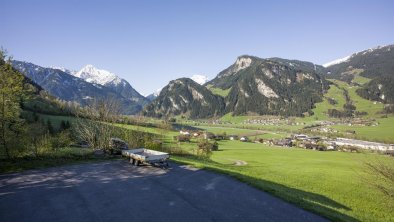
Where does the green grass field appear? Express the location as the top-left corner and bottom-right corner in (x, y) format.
(304, 83), (346, 121)
(173, 140), (394, 222)
(206, 84), (231, 97)
(332, 79), (384, 118)
(331, 117), (394, 143)
(352, 75), (371, 85)
(197, 125), (286, 139)
(34, 113), (77, 130)
(219, 112), (251, 123)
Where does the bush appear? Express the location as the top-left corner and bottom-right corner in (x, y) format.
(196, 140), (219, 158)
(196, 140), (213, 158)
(327, 97), (338, 105)
(212, 141), (219, 151)
(338, 145), (361, 153)
(144, 139), (163, 150)
(51, 130), (73, 149)
(384, 104), (394, 114)
(176, 135), (190, 142)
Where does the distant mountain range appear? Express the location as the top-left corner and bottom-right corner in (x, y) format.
(144, 45), (394, 119)
(144, 56), (328, 118)
(12, 61), (148, 114)
(12, 44), (393, 118)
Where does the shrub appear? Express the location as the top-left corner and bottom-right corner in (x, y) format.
(196, 140), (217, 158)
(176, 135), (190, 142)
(51, 130), (73, 149)
(144, 139), (163, 150)
(327, 97), (338, 105)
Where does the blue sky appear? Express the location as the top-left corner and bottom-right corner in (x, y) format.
(1, 0), (393, 95)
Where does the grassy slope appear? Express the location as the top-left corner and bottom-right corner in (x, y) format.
(317, 79), (393, 142)
(206, 84), (231, 97)
(332, 79), (384, 118)
(304, 83), (347, 121)
(352, 75), (371, 85)
(34, 112), (77, 130)
(219, 112), (251, 123)
(173, 141), (394, 222)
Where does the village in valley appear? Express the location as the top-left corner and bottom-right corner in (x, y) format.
(176, 124), (394, 153)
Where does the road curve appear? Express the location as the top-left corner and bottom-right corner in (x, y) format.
(0, 160), (327, 222)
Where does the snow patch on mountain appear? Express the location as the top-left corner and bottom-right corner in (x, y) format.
(322, 55), (352, 68)
(190, 74), (209, 85)
(50, 66), (76, 75)
(323, 45), (390, 68)
(153, 88), (162, 96)
(74, 64), (121, 86)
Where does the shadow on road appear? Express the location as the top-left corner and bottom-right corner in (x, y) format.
(174, 155), (360, 222)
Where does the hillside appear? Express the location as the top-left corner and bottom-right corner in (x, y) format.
(356, 76), (394, 104)
(143, 78), (225, 119)
(324, 45), (394, 105)
(324, 45), (394, 80)
(0, 58), (71, 117)
(207, 56), (329, 116)
(145, 55), (329, 118)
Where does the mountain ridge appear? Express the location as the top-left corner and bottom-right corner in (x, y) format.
(12, 61), (146, 114)
(145, 55), (328, 118)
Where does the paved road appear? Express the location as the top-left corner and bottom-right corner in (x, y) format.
(0, 160), (327, 222)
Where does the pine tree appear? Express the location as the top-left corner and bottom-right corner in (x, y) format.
(60, 120), (67, 131)
(47, 119), (54, 135)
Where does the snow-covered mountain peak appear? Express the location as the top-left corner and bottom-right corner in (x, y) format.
(323, 45), (392, 68)
(190, 74), (209, 85)
(322, 55), (352, 68)
(74, 64), (119, 85)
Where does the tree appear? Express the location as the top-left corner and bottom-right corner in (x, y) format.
(0, 49), (25, 159)
(196, 139), (218, 158)
(28, 121), (48, 156)
(47, 119), (55, 135)
(74, 97), (121, 152)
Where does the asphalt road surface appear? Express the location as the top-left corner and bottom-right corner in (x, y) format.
(0, 160), (327, 222)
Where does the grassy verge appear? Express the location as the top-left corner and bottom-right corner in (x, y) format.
(0, 147), (117, 174)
